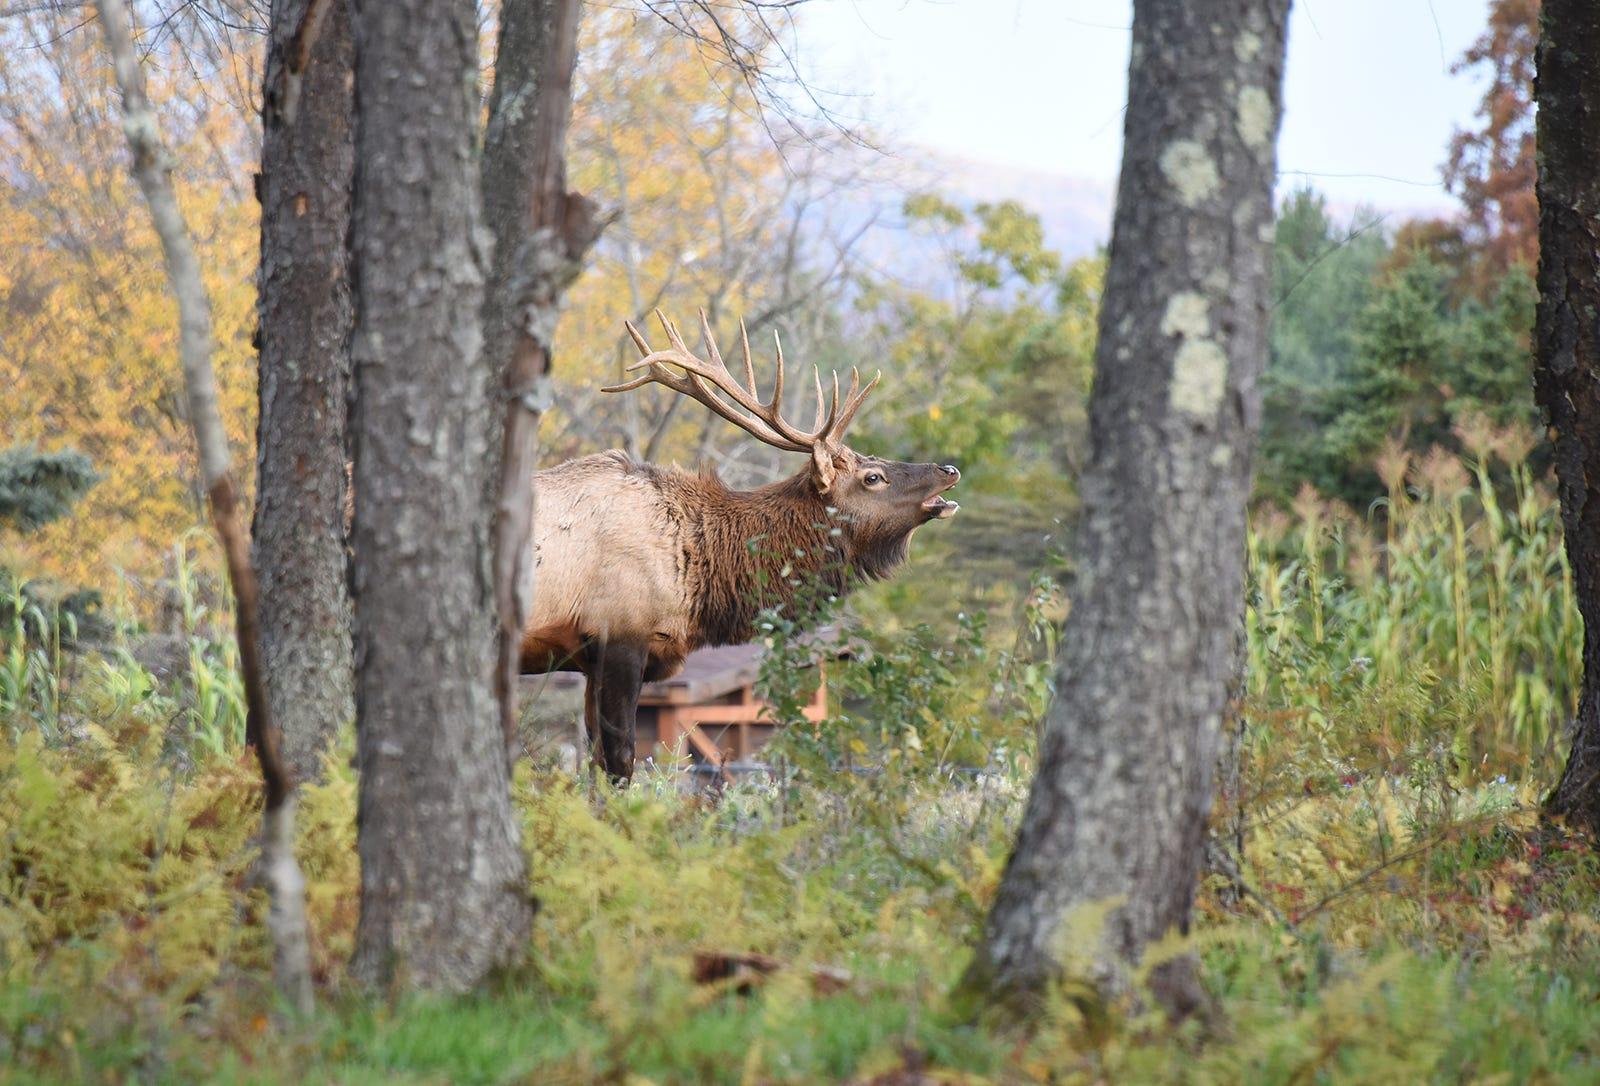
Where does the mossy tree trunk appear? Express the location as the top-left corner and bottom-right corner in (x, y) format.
(961, 0), (1290, 1017)
(347, 0), (532, 991)
(1535, 0), (1600, 835)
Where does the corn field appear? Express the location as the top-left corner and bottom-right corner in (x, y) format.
(1246, 421), (1580, 781)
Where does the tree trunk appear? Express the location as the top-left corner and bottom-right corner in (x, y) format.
(348, 0), (532, 991)
(961, 0), (1290, 1017)
(480, 0), (603, 757)
(1536, 0), (1600, 835)
(253, 0), (355, 782)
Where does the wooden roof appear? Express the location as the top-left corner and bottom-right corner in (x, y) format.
(525, 627), (851, 705)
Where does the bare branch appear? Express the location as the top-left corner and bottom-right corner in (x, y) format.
(0, 1), (85, 17)
(92, 0), (311, 1015)
(640, 0), (873, 157)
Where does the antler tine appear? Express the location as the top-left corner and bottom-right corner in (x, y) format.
(757, 327), (833, 450)
(809, 367), (842, 437)
(839, 367), (859, 419)
(659, 309), (691, 356)
(602, 371), (659, 393)
(767, 327), (784, 412)
(624, 318), (651, 356)
(696, 309), (726, 373)
(605, 318), (682, 393)
(736, 319), (758, 398)
(825, 367), (881, 445)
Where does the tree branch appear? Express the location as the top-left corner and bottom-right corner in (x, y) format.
(92, 0), (311, 1015)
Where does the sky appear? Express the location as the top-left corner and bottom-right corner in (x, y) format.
(797, 0), (1493, 221)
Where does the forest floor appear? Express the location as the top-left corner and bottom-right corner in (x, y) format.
(2, 702), (1598, 1084)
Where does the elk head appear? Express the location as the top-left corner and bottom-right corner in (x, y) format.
(606, 310), (960, 577)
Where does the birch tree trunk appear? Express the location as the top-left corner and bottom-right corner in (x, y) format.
(348, 0), (532, 991)
(92, 0), (312, 1012)
(962, 0), (1290, 1016)
(481, 0), (603, 756)
(1535, 0), (1600, 836)
(253, 0), (355, 782)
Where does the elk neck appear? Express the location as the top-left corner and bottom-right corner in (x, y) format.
(676, 467), (851, 647)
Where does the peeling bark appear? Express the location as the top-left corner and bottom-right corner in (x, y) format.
(254, 0), (355, 781)
(347, 0), (532, 992)
(961, 0), (1290, 1017)
(481, 0), (605, 756)
(1535, 0), (1600, 834)
(93, 0), (312, 1013)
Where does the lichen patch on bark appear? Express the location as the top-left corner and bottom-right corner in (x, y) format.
(1169, 340), (1229, 419)
(1159, 141), (1219, 207)
(1236, 86), (1273, 149)
(1160, 292), (1210, 339)
(1161, 292), (1229, 419)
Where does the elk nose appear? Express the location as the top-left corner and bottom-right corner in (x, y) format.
(941, 464), (960, 478)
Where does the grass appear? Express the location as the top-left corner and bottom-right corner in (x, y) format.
(3, 434), (1599, 1083)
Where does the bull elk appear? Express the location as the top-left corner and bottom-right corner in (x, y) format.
(523, 311), (960, 780)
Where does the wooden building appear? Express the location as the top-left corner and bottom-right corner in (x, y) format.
(519, 631), (844, 774)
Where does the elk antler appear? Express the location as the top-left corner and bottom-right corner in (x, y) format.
(603, 309), (880, 455)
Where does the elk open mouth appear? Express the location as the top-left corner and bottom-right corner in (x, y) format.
(921, 493), (959, 519)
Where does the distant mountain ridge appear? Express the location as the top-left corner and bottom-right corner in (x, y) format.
(828, 147), (1458, 294)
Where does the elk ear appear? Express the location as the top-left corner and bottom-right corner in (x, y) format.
(811, 445), (840, 494)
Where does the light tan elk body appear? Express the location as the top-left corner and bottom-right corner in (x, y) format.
(522, 312), (960, 779)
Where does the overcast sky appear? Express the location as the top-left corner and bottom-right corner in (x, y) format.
(798, 0), (1491, 219)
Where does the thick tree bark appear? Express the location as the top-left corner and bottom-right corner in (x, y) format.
(962, 0), (1289, 1016)
(93, 0), (312, 1012)
(348, 0), (532, 991)
(481, 0), (604, 756)
(1536, 0), (1600, 834)
(253, 0), (355, 782)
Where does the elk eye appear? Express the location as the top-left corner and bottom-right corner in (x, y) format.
(864, 472), (884, 485)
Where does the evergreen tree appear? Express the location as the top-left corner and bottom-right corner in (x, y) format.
(0, 447), (98, 534)
(1258, 188), (1388, 500)
(0, 446), (100, 641)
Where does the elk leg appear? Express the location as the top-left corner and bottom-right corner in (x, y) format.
(585, 640), (646, 783)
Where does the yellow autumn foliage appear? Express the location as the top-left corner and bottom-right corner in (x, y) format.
(2, 6), (836, 605)
(1, 16), (258, 595)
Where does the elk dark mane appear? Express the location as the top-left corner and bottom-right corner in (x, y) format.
(667, 469), (846, 647)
